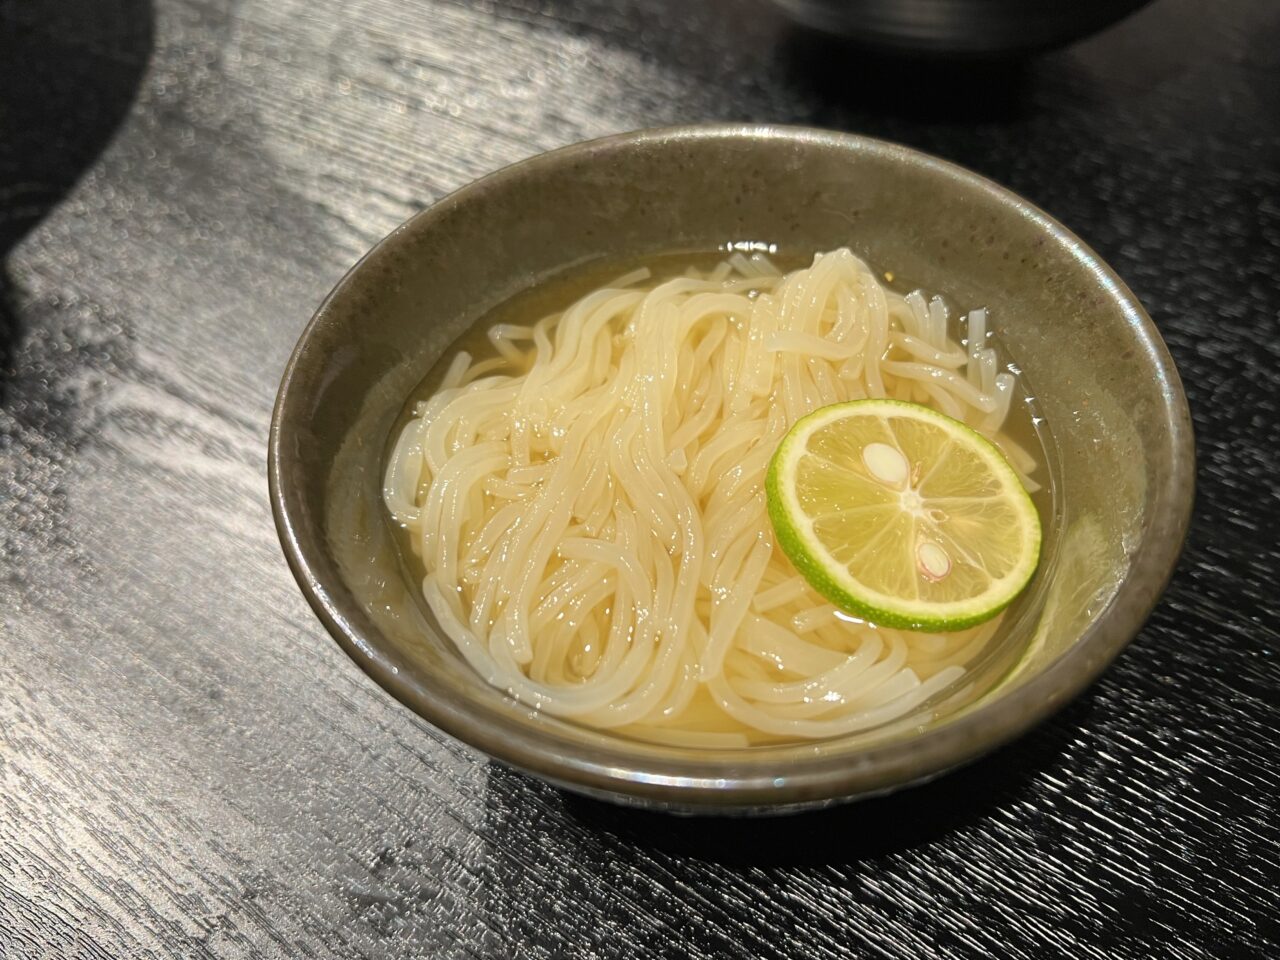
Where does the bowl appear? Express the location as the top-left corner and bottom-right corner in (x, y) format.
(770, 0), (1152, 57)
(268, 125), (1193, 813)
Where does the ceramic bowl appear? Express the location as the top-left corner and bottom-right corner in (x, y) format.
(269, 125), (1193, 813)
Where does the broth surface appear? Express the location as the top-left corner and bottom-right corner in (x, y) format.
(384, 248), (1059, 746)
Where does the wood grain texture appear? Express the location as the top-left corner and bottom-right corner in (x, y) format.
(1, 0), (1277, 957)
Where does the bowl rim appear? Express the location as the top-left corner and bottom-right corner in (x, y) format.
(268, 123), (1195, 810)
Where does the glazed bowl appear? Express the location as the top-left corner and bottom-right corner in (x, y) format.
(268, 125), (1193, 813)
(770, 0), (1152, 57)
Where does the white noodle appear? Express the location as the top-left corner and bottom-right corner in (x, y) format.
(385, 249), (1038, 744)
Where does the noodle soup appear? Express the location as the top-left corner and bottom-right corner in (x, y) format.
(383, 248), (1056, 747)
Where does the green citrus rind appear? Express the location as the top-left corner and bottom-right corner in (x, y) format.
(765, 399), (1042, 631)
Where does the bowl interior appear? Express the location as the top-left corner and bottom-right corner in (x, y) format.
(270, 126), (1192, 810)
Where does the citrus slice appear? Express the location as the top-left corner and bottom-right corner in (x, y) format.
(765, 399), (1041, 631)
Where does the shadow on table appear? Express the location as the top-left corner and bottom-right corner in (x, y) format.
(0, 0), (154, 407)
(560, 690), (1094, 867)
(486, 0), (1035, 125)
(474, 689), (1092, 951)
(481, 688), (1094, 874)
(777, 29), (1033, 124)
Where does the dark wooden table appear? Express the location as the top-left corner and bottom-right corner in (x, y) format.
(2, 0), (1277, 956)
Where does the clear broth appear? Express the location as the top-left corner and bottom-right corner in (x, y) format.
(385, 248), (1061, 746)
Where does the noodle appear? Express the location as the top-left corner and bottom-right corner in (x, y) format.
(383, 249), (1038, 744)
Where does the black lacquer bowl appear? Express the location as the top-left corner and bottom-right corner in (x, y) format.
(771, 0), (1152, 56)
